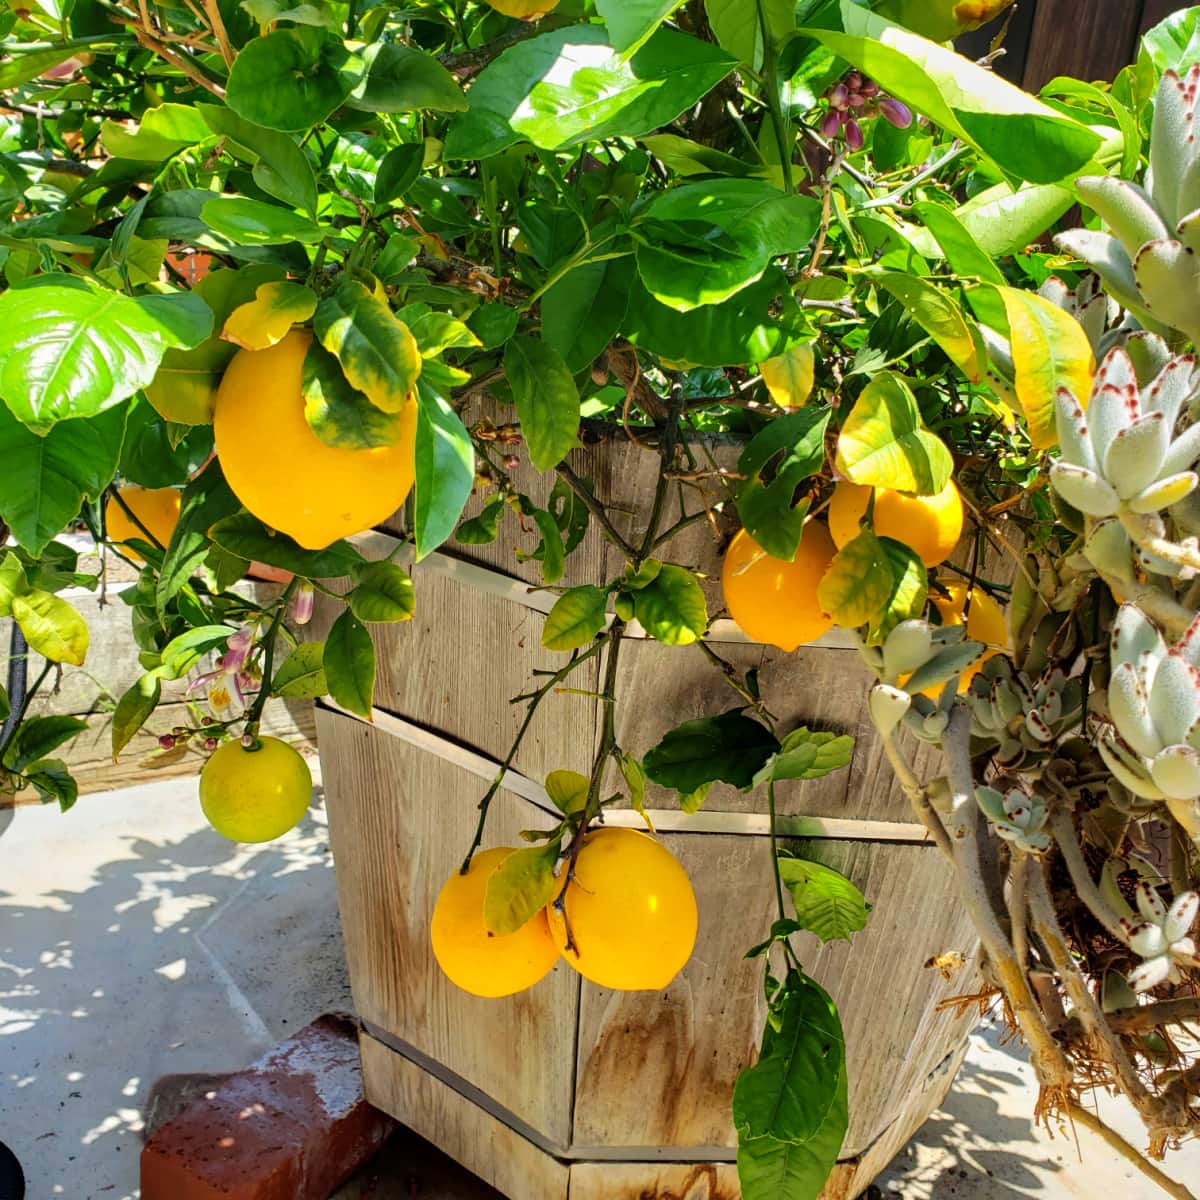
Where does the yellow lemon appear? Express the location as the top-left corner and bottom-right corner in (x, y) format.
(199, 736), (312, 843)
(104, 486), (181, 557)
(828, 479), (964, 567)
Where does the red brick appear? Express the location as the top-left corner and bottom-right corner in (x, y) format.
(141, 1014), (394, 1200)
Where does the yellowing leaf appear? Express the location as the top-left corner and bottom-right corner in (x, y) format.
(759, 343), (815, 407)
(816, 529), (894, 630)
(876, 274), (982, 381)
(223, 281), (318, 351)
(12, 590), (89, 666)
(996, 286), (1095, 449)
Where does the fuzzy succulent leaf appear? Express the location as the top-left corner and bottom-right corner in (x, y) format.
(1129, 471), (1198, 513)
(1054, 230), (1147, 315)
(1049, 463), (1119, 516)
(1149, 651), (1200, 747)
(1104, 412), (1169, 500)
(1150, 743), (1200, 800)
(1133, 240), (1200, 345)
(1075, 176), (1171, 259)
(1098, 732), (1166, 800)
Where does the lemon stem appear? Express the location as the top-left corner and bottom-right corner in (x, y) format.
(245, 577), (299, 729)
(767, 780), (786, 924)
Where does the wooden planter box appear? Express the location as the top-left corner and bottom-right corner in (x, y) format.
(314, 441), (980, 1199)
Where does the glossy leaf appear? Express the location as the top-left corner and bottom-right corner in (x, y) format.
(504, 336), (580, 471)
(223, 281), (318, 351)
(876, 274), (982, 381)
(644, 708), (780, 793)
(542, 585), (608, 651)
(375, 143), (425, 207)
(834, 373), (953, 496)
(996, 286), (1096, 450)
(350, 43), (467, 113)
(0, 278), (211, 431)
(156, 625), (235, 680)
(273, 642), (329, 699)
(302, 341), (404, 449)
(483, 844), (560, 936)
(754, 727), (855, 788)
(12, 590), (88, 667)
(101, 103), (211, 161)
(597, 0), (685, 56)
(349, 560), (416, 623)
(208, 511), (366, 577)
(0, 403), (126, 554)
(414, 376), (475, 560)
(736, 407), (830, 562)
(759, 344), (816, 408)
(25, 759), (79, 811)
(324, 610), (376, 719)
(869, 538), (930, 646)
(778, 858), (870, 944)
(226, 27), (364, 133)
(157, 461), (242, 614)
(542, 257), (635, 373)
(314, 281), (422, 414)
(802, 5), (1100, 184)
(200, 197), (324, 246)
(545, 769), (590, 815)
(732, 970), (845, 1143)
(635, 181), (820, 311)
(910, 202), (1005, 284)
(112, 674), (162, 760)
(4, 715), (88, 772)
(816, 529), (894, 630)
(633, 564), (708, 645)
(444, 26), (735, 159)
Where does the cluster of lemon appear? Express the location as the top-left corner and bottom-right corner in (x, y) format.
(722, 479), (1005, 689)
(431, 829), (699, 998)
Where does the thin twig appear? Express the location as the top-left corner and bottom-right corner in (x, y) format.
(555, 463), (638, 559)
(881, 729), (954, 860)
(1048, 807), (1131, 945)
(1068, 1105), (1197, 1200)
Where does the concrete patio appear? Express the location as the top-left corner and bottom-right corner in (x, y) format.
(1, 774), (1197, 1199)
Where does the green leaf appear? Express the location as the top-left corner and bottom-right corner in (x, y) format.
(375, 143), (425, 207)
(414, 376), (475, 560)
(541, 257), (635, 373)
(545, 768), (590, 815)
(778, 858), (870, 944)
(680, 782), (713, 814)
(350, 43), (467, 113)
(483, 844), (560, 936)
(759, 344), (816, 408)
(802, 6), (1100, 185)
(157, 461), (242, 615)
(527, 508), (565, 585)
(4, 715), (88, 772)
(200, 196), (324, 246)
(324, 610), (376, 718)
(101, 103), (211, 161)
(736, 408), (830, 561)
(618, 750), (653, 830)
(25, 758), (78, 811)
(504, 337), (580, 472)
(302, 340), (404, 449)
(736, 1063), (846, 1199)
(635, 181), (820, 311)
(0, 46), (87, 88)
(198, 104), (319, 216)
(157, 625), (235, 680)
(273, 641), (329, 698)
(208, 511), (366, 577)
(868, 538), (929, 646)
(755, 727), (855, 788)
(12, 590), (89, 666)
(705, 0), (795, 69)
(816, 529), (894, 630)
(875, 274), (982, 381)
(226, 27), (364, 132)
(995, 286), (1096, 450)
(643, 708), (780, 793)
(624, 269), (807, 368)
(910, 202), (1005, 285)
(402, 307), (482, 357)
(457, 496), (505, 545)
(542, 585), (608, 651)
(732, 970), (845, 1143)
(224, 281), (318, 351)
(834, 372), (953, 496)
(313, 281), (422, 414)
(597, 0), (686, 56)
(0, 553), (29, 617)
(0, 403), (126, 555)
(445, 25), (735, 159)
(349, 560), (416, 623)
(1140, 6), (1200, 75)
(112, 674), (161, 760)
(119, 399), (213, 489)
(468, 302), (521, 352)
(633, 564), (708, 645)
(640, 133), (756, 178)
(0, 278), (212, 431)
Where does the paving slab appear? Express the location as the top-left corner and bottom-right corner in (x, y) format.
(2, 775), (1198, 1199)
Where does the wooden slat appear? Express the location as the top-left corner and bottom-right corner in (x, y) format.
(359, 1033), (570, 1200)
(1022, 0), (1144, 87)
(1139, 0), (1178, 35)
(317, 708), (579, 1146)
(568, 1162), (740, 1200)
(571, 834), (979, 1159)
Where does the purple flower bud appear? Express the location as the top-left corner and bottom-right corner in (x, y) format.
(847, 92), (866, 108)
(879, 98), (913, 130)
(222, 627), (253, 674)
(845, 71), (863, 91)
(204, 737), (219, 752)
(291, 582), (315, 627)
(241, 733), (255, 748)
(828, 83), (849, 109)
(844, 119), (864, 151)
(820, 109), (844, 139)
(860, 79), (880, 98)
(158, 734), (175, 750)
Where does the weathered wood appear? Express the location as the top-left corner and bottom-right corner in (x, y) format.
(568, 1163), (741, 1200)
(1022, 0), (1144, 87)
(359, 1033), (571, 1200)
(317, 706), (579, 1145)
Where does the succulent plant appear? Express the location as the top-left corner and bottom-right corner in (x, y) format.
(1050, 345), (1200, 528)
(1123, 884), (1200, 992)
(1039, 274), (1121, 356)
(968, 658), (1084, 766)
(975, 785), (1050, 853)
(1096, 604), (1200, 804)
(1056, 66), (1200, 345)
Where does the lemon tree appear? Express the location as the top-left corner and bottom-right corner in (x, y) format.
(3, 0), (1200, 1194)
